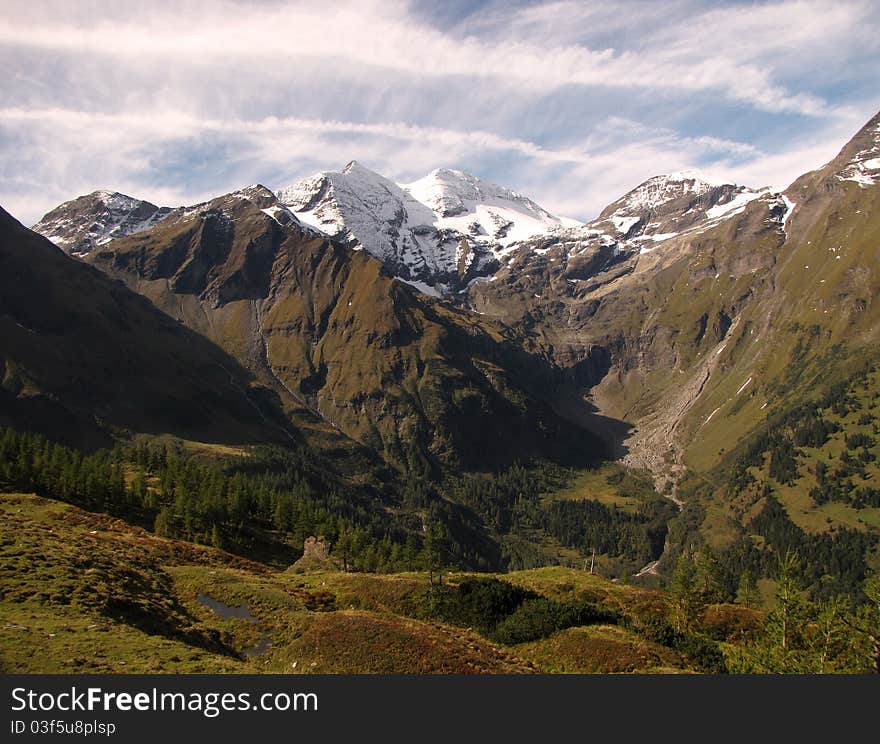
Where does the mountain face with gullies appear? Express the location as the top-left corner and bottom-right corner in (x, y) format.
(0, 204), (293, 450)
(79, 183), (601, 474)
(7, 108), (880, 662)
(24, 109), (880, 498)
(466, 110), (880, 503)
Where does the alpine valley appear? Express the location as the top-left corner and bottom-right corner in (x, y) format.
(2, 111), (880, 675)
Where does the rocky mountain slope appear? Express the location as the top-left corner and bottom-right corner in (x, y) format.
(23, 110), (880, 516)
(84, 184), (600, 473)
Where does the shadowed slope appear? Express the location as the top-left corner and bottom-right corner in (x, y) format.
(0, 205), (291, 448)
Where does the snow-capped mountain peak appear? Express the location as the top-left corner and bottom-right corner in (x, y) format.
(32, 190), (173, 255)
(487, 170), (766, 280)
(591, 172), (764, 244)
(400, 168), (566, 240)
(402, 168), (540, 217)
(276, 161), (405, 239)
(276, 163), (574, 294)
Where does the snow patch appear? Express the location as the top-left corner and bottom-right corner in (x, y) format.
(609, 214), (640, 235)
(780, 196), (796, 235)
(705, 189), (763, 220)
(837, 137), (880, 186)
(643, 231), (681, 242)
(397, 277), (442, 298)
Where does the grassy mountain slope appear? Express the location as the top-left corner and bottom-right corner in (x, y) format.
(459, 112), (880, 597)
(468, 112), (880, 496)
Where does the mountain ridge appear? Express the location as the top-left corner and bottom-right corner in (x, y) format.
(31, 165), (758, 300)
(22, 110), (880, 498)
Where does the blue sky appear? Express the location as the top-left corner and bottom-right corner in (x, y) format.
(1, 0), (879, 225)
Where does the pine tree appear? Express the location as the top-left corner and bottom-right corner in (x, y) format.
(736, 568), (761, 608)
(838, 574), (880, 674)
(667, 553), (702, 633)
(694, 547), (724, 604)
(772, 551), (806, 656)
(211, 524), (223, 550)
(422, 524), (448, 586)
(154, 507), (173, 537)
(336, 527), (354, 572)
(739, 550), (813, 673)
(809, 597), (850, 673)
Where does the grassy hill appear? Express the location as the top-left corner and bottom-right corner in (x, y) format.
(0, 491), (749, 674)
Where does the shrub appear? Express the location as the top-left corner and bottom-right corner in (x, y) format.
(426, 578), (534, 632)
(490, 598), (618, 645)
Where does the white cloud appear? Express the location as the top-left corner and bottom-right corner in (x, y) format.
(1, 105), (859, 225)
(0, 0), (865, 115)
(1, 1), (878, 225)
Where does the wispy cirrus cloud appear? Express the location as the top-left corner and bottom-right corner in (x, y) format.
(0, 0), (849, 115)
(1, 0), (878, 225)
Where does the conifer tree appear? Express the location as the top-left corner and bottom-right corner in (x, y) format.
(736, 568), (761, 608)
(668, 553), (702, 632)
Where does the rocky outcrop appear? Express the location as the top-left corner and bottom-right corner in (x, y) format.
(289, 536), (340, 573)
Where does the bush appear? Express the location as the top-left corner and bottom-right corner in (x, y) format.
(426, 578), (534, 632)
(490, 597), (618, 645)
(426, 577), (619, 645)
(672, 634), (727, 673)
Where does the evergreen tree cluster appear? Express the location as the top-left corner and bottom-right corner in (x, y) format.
(747, 494), (875, 601)
(727, 552), (880, 673)
(0, 427), (431, 572)
(538, 498), (673, 567)
(448, 464), (676, 568)
(712, 362), (880, 604)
